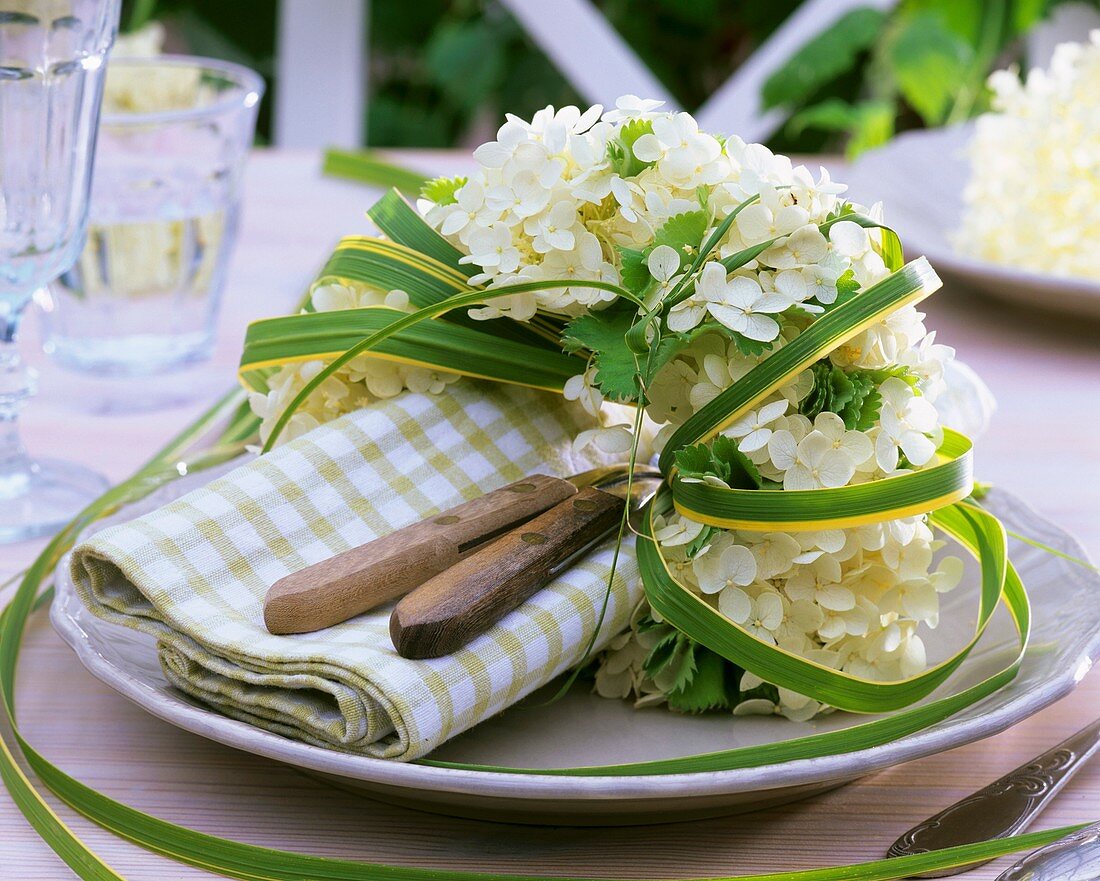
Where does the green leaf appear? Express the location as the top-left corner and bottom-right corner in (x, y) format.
(561, 306), (679, 402)
(653, 210), (708, 267)
(125, 0), (157, 32)
(800, 362), (919, 431)
(667, 649), (733, 713)
(668, 639), (699, 694)
(1011, 0), (1049, 35)
(903, 0), (995, 45)
(241, 307), (580, 397)
(673, 436), (769, 490)
(367, 95), (453, 149)
(788, 98), (895, 159)
(420, 175), (467, 206)
(641, 626), (682, 678)
(711, 435), (771, 489)
(561, 308), (641, 402)
(834, 269), (861, 303)
(761, 8), (887, 109)
(888, 12), (975, 125)
(425, 20), (506, 112)
(618, 247), (650, 296)
(606, 118), (655, 177)
(673, 444), (716, 479)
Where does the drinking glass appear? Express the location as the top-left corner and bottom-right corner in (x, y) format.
(41, 56), (263, 378)
(0, 0), (119, 542)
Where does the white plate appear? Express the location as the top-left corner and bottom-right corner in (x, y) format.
(51, 472), (1100, 826)
(845, 124), (1100, 319)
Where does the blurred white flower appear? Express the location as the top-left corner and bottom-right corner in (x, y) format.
(573, 424), (635, 456)
(957, 31), (1100, 280)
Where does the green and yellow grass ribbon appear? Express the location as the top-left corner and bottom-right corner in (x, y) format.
(0, 180), (1076, 879)
(240, 306), (579, 394)
(0, 429), (1084, 880)
(237, 194), (1008, 729)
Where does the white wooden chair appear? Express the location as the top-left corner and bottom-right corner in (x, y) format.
(271, 0), (901, 148)
(274, 0), (367, 148)
(272, 0), (1100, 149)
(498, 0), (896, 143)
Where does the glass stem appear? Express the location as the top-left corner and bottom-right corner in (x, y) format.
(0, 299), (34, 471)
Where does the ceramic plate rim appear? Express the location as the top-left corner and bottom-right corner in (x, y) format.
(50, 488), (1100, 802)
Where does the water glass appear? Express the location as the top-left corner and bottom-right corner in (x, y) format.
(0, 0), (119, 542)
(41, 55), (263, 376)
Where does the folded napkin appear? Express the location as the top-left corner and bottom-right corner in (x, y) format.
(70, 382), (640, 761)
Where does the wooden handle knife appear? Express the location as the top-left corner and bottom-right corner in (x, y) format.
(263, 473), (578, 635)
(389, 486), (626, 659)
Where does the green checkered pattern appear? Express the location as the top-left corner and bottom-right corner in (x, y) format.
(70, 382), (640, 761)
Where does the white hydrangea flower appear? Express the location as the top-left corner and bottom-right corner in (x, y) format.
(632, 112), (730, 189)
(725, 399), (788, 452)
(735, 184), (810, 245)
(573, 424), (635, 456)
(812, 412), (874, 468)
(562, 367), (603, 417)
(523, 200), (579, 253)
(406, 98), (970, 722)
(693, 533), (758, 595)
(460, 222), (521, 273)
(601, 94), (665, 123)
(785, 555), (853, 611)
(719, 588), (784, 644)
(703, 272), (790, 342)
(646, 244), (685, 301)
(652, 512), (706, 547)
(875, 377), (939, 471)
(770, 429), (857, 490)
(749, 531), (802, 580)
(760, 223), (830, 270)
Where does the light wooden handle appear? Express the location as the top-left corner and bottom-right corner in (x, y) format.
(263, 474), (577, 635)
(389, 486), (626, 659)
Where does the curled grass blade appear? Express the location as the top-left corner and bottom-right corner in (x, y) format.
(256, 277), (640, 451)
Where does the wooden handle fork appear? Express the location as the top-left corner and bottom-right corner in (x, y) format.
(263, 474), (578, 635)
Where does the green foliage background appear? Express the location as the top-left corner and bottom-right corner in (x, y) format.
(121, 0), (1098, 156)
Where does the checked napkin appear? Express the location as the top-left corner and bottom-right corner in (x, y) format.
(70, 382), (641, 761)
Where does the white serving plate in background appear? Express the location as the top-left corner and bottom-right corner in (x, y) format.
(52, 468), (1100, 826)
(845, 124), (1100, 319)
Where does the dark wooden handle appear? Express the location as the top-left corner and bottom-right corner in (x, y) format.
(390, 486), (626, 659)
(263, 474), (577, 634)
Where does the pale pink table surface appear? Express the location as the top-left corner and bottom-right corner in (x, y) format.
(1, 149), (1099, 880)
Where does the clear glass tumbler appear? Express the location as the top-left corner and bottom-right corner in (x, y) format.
(41, 55), (263, 376)
(0, 0), (119, 543)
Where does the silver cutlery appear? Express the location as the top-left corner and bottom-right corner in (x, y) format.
(995, 820), (1100, 880)
(887, 716), (1100, 877)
